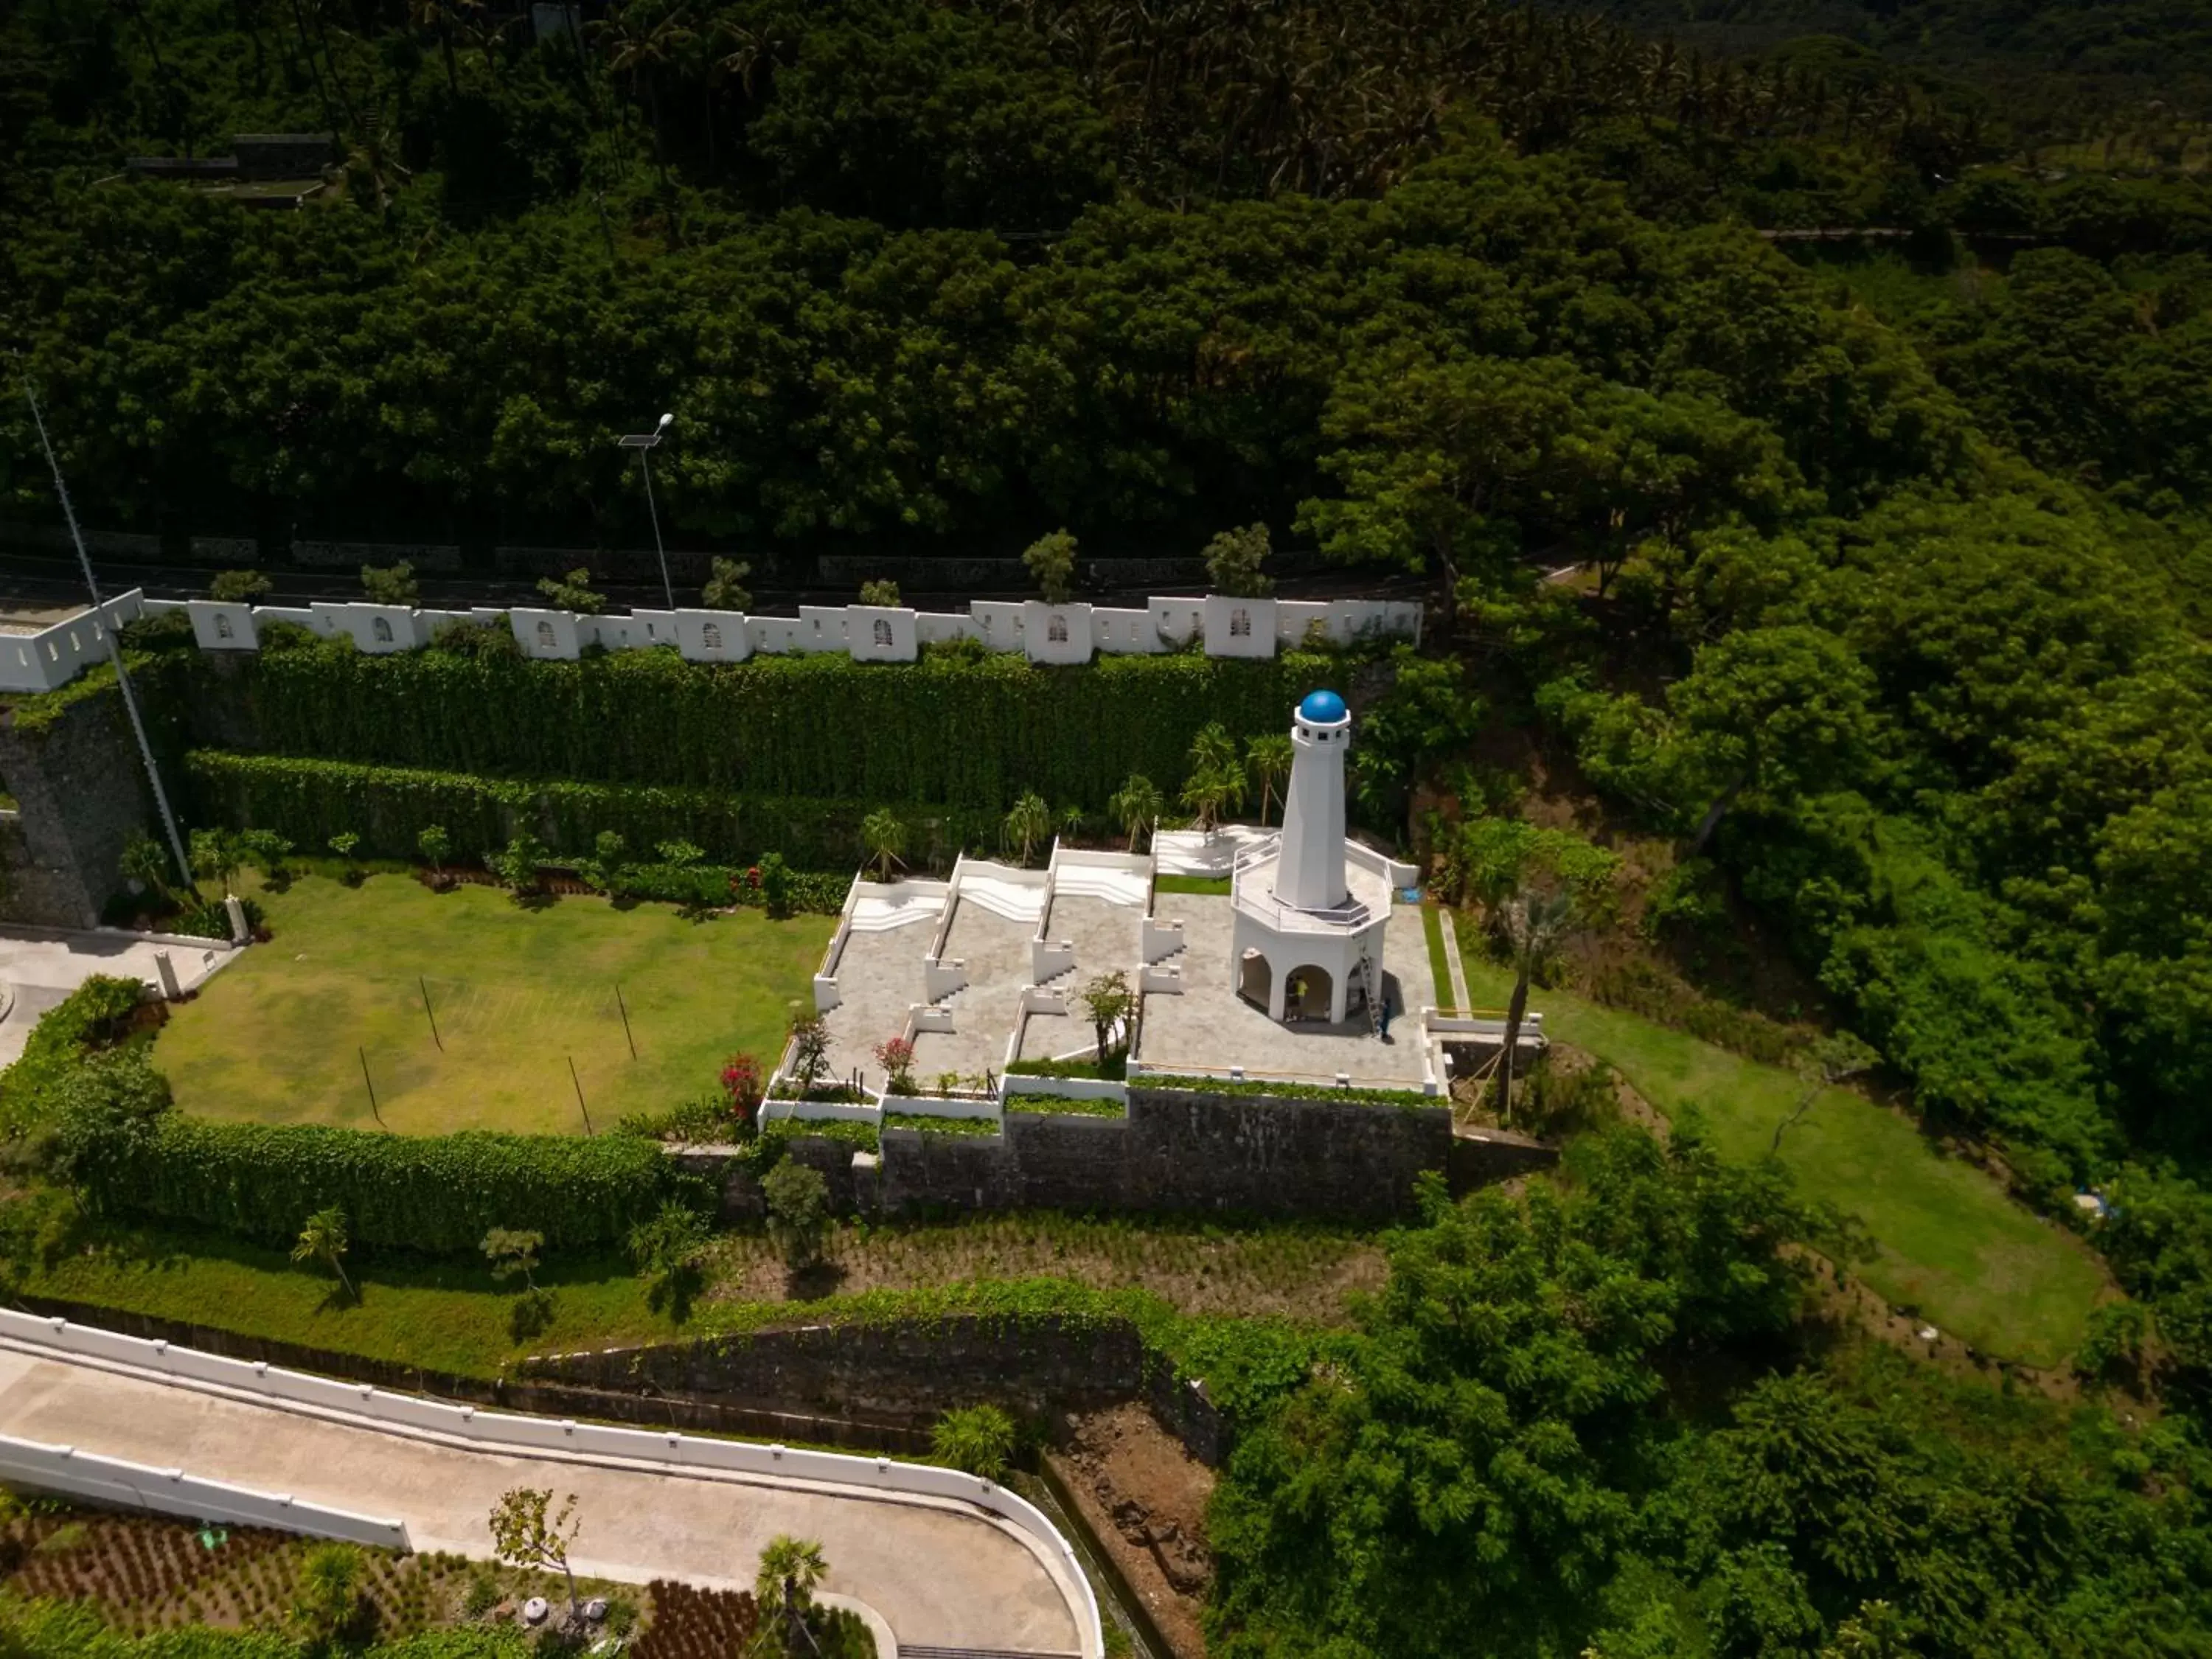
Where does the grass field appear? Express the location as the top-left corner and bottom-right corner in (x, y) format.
(156, 872), (835, 1135)
(1458, 946), (2107, 1368)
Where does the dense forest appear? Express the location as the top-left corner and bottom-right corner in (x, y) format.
(6, 0), (2212, 1653)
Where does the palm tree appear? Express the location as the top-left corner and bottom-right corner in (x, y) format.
(860, 807), (905, 881)
(595, 0), (697, 173)
(407, 0), (461, 94)
(292, 1206), (355, 1300)
(1189, 721), (1239, 780)
(1109, 774), (1164, 852)
(1180, 769), (1232, 835)
(754, 1534), (827, 1655)
(1496, 888), (1575, 1125)
(1003, 792), (1052, 866)
(1187, 723), (1247, 824)
(1245, 734), (1293, 826)
(120, 832), (175, 906)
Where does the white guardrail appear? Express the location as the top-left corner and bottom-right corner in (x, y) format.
(0, 1309), (1104, 1658)
(0, 1433), (409, 1548)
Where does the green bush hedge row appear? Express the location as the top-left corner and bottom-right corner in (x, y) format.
(82, 1117), (672, 1255)
(0, 976), (145, 1140)
(184, 750), (999, 871)
(184, 642), (1335, 810)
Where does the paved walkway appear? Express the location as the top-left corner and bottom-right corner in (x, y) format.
(1435, 908), (1473, 1012)
(0, 925), (236, 1064)
(0, 1347), (1084, 1655)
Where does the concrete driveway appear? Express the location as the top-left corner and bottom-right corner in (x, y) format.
(0, 1348), (1084, 1655)
(0, 925), (234, 1064)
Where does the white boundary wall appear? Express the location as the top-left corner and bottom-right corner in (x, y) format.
(66, 590), (1418, 692)
(0, 1432), (411, 1549)
(0, 1309), (1103, 1658)
(0, 591), (145, 692)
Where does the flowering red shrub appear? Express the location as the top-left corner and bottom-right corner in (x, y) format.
(719, 1052), (764, 1115)
(873, 1035), (917, 1093)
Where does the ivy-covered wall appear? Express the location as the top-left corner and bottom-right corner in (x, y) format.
(171, 644), (1338, 810)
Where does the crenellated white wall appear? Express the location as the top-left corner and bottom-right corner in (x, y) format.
(1021, 600), (1092, 665)
(187, 599), (258, 651)
(20, 588), (1418, 692)
(1203, 594), (1277, 658)
(0, 591), (144, 692)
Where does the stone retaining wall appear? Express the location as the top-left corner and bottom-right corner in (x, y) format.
(521, 1312), (1231, 1467)
(0, 689), (152, 928)
(874, 1088), (1453, 1222)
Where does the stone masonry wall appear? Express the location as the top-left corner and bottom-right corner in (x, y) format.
(526, 1315), (1149, 1422)
(521, 1312), (1234, 1466)
(876, 1088), (1453, 1222)
(0, 692), (153, 928)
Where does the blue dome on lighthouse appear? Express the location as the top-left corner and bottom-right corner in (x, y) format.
(1298, 689), (1348, 725)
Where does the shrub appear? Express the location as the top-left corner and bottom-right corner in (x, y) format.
(720, 1054), (765, 1119)
(0, 975), (147, 1140)
(931, 1403), (1018, 1479)
(292, 1543), (369, 1642)
(209, 568), (272, 602)
(763, 1160), (832, 1269)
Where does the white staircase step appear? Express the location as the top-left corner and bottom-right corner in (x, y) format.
(850, 893), (945, 932)
(955, 877), (1046, 924)
(1051, 866), (1150, 906)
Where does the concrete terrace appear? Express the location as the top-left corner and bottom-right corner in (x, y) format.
(802, 841), (1450, 1099)
(1135, 891), (1439, 1091)
(1018, 872), (1147, 1062)
(807, 853), (1156, 1093)
(815, 881), (947, 1086)
(910, 872), (1042, 1083)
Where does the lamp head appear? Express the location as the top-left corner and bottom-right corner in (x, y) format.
(656, 412), (675, 432)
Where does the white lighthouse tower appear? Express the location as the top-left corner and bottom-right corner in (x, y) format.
(1274, 689), (1352, 910)
(1228, 689), (1397, 1027)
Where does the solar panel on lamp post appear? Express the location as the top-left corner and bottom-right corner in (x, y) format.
(616, 412), (675, 611)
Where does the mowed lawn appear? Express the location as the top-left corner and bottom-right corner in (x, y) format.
(1457, 944), (2107, 1369)
(158, 873), (835, 1135)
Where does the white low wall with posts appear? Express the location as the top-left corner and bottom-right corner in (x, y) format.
(128, 591), (1419, 689)
(0, 1309), (1104, 1658)
(0, 1433), (410, 1549)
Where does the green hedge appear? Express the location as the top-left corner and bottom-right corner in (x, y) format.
(1135, 1076), (1439, 1109)
(84, 1119), (671, 1255)
(184, 751), (998, 869)
(191, 643), (1335, 810)
(0, 975), (145, 1139)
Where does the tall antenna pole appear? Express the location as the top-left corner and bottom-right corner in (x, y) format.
(21, 377), (193, 888)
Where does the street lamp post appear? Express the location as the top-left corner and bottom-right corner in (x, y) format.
(617, 412), (675, 611)
(19, 378), (194, 893)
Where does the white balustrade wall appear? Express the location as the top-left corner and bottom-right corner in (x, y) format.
(112, 591), (1419, 687)
(0, 1309), (1104, 1659)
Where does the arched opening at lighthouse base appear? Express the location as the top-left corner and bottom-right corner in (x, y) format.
(1238, 949), (1273, 1012)
(1284, 964), (1335, 1023)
